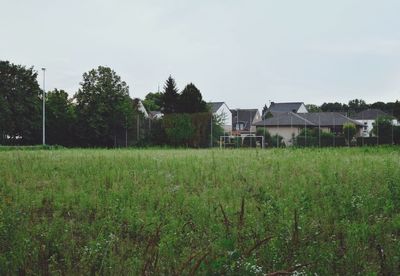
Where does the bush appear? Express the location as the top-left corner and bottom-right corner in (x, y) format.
(343, 123), (356, 145)
(162, 114), (194, 146)
(295, 134), (346, 147)
(256, 128), (271, 147)
(295, 136), (317, 147)
(357, 137), (378, 146)
(161, 112), (216, 147)
(372, 116), (393, 137)
(270, 134), (285, 148)
(242, 136), (264, 148)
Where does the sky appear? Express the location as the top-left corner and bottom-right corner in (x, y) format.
(1, 0), (400, 110)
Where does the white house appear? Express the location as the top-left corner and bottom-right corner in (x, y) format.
(133, 98), (149, 118)
(149, 111), (163, 120)
(209, 102), (232, 134)
(351, 109), (399, 137)
(253, 112), (363, 145)
(231, 109), (262, 135)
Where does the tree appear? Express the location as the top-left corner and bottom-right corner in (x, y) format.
(74, 66), (132, 147)
(256, 127), (271, 146)
(263, 111), (273, 119)
(306, 104), (322, 113)
(143, 92), (163, 112)
(210, 113), (224, 147)
(262, 104), (268, 117)
(162, 114), (194, 146)
(321, 102), (348, 112)
(178, 83), (207, 113)
(372, 115), (394, 144)
(0, 60), (41, 144)
(343, 123), (356, 145)
(370, 101), (386, 112)
(348, 99), (368, 113)
(45, 89), (76, 146)
(161, 76), (179, 114)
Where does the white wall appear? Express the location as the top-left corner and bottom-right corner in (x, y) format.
(262, 126), (331, 145)
(298, 104), (308, 113)
(355, 119), (373, 137)
(356, 118), (400, 137)
(216, 103), (232, 134)
(250, 111), (262, 133)
(264, 126), (301, 145)
(137, 101), (149, 118)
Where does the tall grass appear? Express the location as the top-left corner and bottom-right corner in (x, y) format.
(1, 147), (400, 274)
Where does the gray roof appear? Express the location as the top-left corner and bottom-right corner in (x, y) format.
(149, 111), (163, 119)
(268, 102), (306, 113)
(208, 102), (225, 113)
(149, 111), (162, 116)
(253, 112), (315, 127)
(351, 109), (391, 120)
(254, 112), (363, 127)
(299, 112), (363, 126)
(231, 109), (260, 131)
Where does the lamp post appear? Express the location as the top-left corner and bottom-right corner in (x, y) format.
(42, 68), (46, 145)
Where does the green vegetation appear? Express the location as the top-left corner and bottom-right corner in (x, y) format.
(1, 61), (214, 148)
(343, 123), (357, 145)
(1, 147), (400, 274)
(256, 128), (284, 148)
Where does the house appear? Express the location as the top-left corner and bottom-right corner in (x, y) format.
(208, 102), (232, 134)
(350, 109), (399, 137)
(231, 109), (262, 135)
(267, 102), (308, 114)
(253, 112), (363, 145)
(133, 98), (149, 118)
(149, 111), (163, 120)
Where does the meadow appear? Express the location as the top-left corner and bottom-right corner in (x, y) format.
(1, 147), (400, 275)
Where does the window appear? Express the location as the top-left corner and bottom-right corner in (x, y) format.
(235, 122), (245, 130)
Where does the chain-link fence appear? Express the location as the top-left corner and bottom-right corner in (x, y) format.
(252, 109), (400, 148)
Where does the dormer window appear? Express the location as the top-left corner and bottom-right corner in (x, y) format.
(235, 122), (245, 130)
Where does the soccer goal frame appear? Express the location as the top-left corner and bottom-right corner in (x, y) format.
(219, 135), (265, 149)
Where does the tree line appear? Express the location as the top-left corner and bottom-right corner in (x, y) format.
(0, 60), (221, 147)
(307, 99), (400, 118)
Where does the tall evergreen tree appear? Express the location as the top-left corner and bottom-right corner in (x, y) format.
(161, 76), (179, 114)
(178, 83), (207, 113)
(262, 104), (268, 118)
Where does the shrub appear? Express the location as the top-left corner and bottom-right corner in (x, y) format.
(256, 128), (271, 147)
(343, 123), (356, 145)
(270, 134), (285, 148)
(162, 114), (194, 146)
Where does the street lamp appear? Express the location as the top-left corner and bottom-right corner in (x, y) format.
(41, 68), (46, 145)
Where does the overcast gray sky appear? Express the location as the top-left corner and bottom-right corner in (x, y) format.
(1, 0), (400, 110)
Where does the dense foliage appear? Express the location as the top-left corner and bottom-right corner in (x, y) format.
(1, 148), (400, 275)
(142, 92), (163, 112)
(161, 76), (180, 114)
(0, 61), (42, 144)
(0, 61), (218, 148)
(343, 123), (357, 145)
(178, 83), (207, 113)
(45, 89), (76, 146)
(318, 98), (400, 119)
(74, 66), (133, 147)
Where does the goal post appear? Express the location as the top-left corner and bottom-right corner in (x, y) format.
(219, 135), (265, 149)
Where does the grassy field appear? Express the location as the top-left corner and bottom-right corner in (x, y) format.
(1, 147), (400, 275)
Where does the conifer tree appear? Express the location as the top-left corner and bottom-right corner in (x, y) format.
(161, 76), (179, 114)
